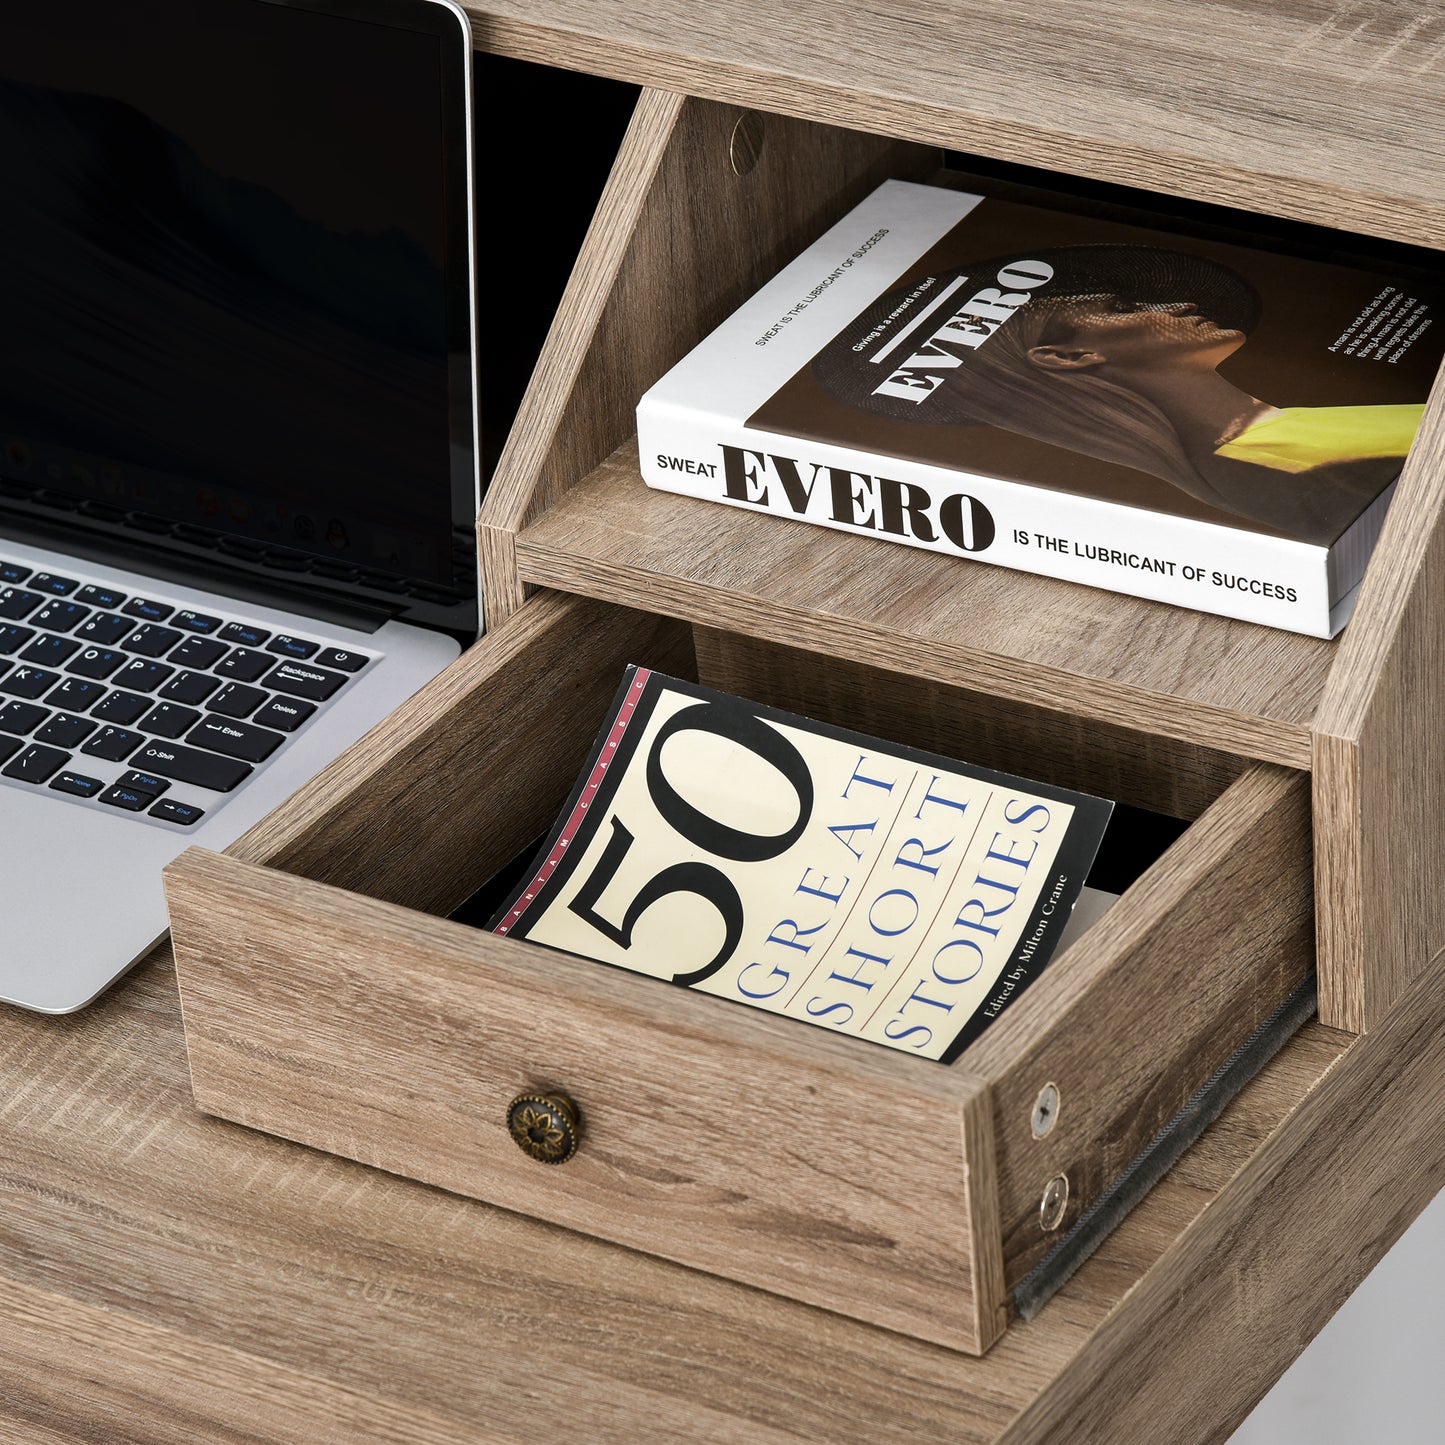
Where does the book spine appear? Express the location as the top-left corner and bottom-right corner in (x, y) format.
(637, 403), (1335, 637)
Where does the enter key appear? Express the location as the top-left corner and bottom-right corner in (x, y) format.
(185, 715), (285, 764)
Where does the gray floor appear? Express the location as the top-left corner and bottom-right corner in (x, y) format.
(1228, 1185), (1445, 1442)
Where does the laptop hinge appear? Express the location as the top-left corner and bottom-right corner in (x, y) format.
(0, 506), (394, 634)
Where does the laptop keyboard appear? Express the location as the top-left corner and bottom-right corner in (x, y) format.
(0, 558), (376, 827)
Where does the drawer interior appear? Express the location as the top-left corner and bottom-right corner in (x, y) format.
(172, 590), (1313, 1351)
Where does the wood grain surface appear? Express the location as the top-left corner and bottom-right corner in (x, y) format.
(0, 1278), (474, 1445)
(479, 90), (936, 622)
(1313, 359), (1445, 1032)
(966, 766), (1314, 1284)
(170, 848), (1004, 1355)
(519, 440), (1333, 768)
(463, 0), (1445, 251)
(9, 931), (1445, 1441)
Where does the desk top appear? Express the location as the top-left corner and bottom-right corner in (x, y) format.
(467, 0), (1445, 250)
(1, 934), (1440, 1441)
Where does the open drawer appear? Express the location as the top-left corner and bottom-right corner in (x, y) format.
(168, 589), (1313, 1355)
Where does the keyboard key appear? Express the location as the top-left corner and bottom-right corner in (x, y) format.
(28, 572), (78, 596)
(47, 677), (107, 711)
(132, 739), (250, 792)
(50, 770), (104, 798)
(19, 634), (81, 668)
(172, 524), (220, 547)
(252, 696), (315, 733)
(170, 637), (227, 670)
(69, 646), (127, 679)
(31, 599), (89, 632)
(81, 726), (146, 762)
(123, 624), (182, 657)
(91, 691), (150, 726)
(316, 647), (369, 673)
(159, 670), (221, 705)
(75, 584), (126, 609)
(266, 634), (318, 660)
(0, 561), (31, 584)
(261, 660), (347, 702)
(35, 713), (96, 748)
(0, 588), (43, 619)
(262, 549), (310, 572)
(77, 500), (128, 524)
(310, 561), (359, 582)
(114, 658), (174, 692)
(99, 783), (154, 812)
(0, 700), (48, 735)
(217, 621), (269, 648)
(0, 624), (35, 655)
(357, 571), (407, 593)
(215, 648), (272, 682)
(126, 513), (172, 535)
(0, 735), (20, 765)
(31, 490), (78, 512)
(173, 610), (221, 634)
(122, 597), (174, 622)
(149, 797), (205, 826)
(119, 769), (170, 796)
(186, 714), (284, 764)
(207, 682), (267, 718)
(138, 702), (200, 739)
(216, 537), (268, 561)
(74, 612), (132, 646)
(3, 743), (70, 784)
(4, 745), (69, 780)
(1, 665), (59, 699)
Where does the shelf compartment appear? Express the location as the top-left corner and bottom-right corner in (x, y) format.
(482, 87), (1445, 1037)
(516, 436), (1332, 770)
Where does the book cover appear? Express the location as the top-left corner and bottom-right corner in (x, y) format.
(490, 667), (1113, 1063)
(637, 180), (1445, 635)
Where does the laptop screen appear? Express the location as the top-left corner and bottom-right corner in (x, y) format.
(0, 0), (478, 635)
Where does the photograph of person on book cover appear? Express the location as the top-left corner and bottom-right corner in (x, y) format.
(802, 244), (1427, 547)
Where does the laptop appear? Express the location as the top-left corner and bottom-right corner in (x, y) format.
(0, 0), (480, 1012)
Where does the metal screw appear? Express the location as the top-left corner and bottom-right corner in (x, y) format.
(1040, 1174), (1070, 1232)
(1031, 1082), (1060, 1139)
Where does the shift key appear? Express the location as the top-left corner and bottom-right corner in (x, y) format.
(262, 659), (347, 701)
(133, 739), (251, 793)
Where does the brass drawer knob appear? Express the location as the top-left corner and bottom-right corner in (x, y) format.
(507, 1092), (580, 1164)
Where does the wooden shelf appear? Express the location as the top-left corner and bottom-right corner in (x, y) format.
(518, 437), (1335, 769)
(467, 0), (1445, 250)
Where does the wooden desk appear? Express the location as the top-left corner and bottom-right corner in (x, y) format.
(11, 5), (1444, 1436)
(2, 937), (1440, 1441)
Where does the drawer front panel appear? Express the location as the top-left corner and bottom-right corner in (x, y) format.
(171, 850), (1000, 1353)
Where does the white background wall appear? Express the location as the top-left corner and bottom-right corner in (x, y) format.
(1228, 1186), (1445, 1442)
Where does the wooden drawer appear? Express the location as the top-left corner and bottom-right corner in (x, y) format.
(168, 589), (1313, 1355)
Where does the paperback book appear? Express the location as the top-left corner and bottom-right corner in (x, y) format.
(490, 667), (1113, 1062)
(636, 179), (1445, 635)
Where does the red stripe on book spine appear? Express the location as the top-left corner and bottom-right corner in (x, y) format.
(493, 668), (653, 936)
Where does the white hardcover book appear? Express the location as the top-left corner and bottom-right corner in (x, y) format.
(637, 179), (1441, 636)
